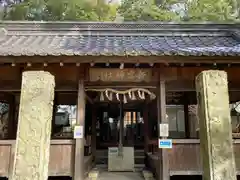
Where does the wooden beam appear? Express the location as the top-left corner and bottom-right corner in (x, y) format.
(2, 80), (240, 92)
(74, 79), (86, 180)
(1, 55), (240, 64)
(157, 72), (170, 180)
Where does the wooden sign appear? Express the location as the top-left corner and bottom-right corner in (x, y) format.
(89, 68), (153, 82)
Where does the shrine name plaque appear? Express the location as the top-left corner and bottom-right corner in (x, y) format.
(89, 68), (153, 82)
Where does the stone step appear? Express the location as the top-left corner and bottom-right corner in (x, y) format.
(96, 155), (144, 158)
(142, 170), (155, 180)
(135, 157), (145, 164)
(95, 164), (145, 172)
(88, 169), (99, 180)
(134, 150), (145, 156)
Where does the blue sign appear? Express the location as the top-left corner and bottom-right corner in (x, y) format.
(158, 139), (172, 149)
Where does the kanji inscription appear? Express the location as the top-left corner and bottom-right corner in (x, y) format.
(89, 68), (153, 82)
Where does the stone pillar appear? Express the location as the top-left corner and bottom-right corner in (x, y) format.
(196, 70), (236, 180)
(10, 71), (55, 180)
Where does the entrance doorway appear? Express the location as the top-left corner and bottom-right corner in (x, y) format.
(86, 86), (156, 167)
(96, 102), (145, 150)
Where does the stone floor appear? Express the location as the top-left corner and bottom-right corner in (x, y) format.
(98, 172), (144, 180)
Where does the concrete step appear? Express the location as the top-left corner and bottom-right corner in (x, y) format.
(95, 164), (145, 171)
(95, 158), (144, 165)
(96, 150), (145, 156)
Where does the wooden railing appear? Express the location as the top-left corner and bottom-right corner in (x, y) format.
(147, 139), (240, 176)
(0, 140), (93, 178)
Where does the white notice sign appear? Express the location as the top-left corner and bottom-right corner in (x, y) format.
(74, 126), (83, 139)
(159, 123), (169, 137)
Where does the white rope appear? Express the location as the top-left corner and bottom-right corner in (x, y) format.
(86, 87), (156, 103)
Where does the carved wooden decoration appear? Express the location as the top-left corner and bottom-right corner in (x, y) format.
(89, 68), (153, 82)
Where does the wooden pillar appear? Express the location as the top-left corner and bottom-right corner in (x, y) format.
(74, 79), (86, 180)
(118, 101), (124, 155)
(157, 74), (170, 180)
(91, 105), (97, 163)
(143, 103), (149, 153)
(196, 70), (236, 180)
(51, 94), (57, 138)
(183, 92), (190, 138)
(131, 111), (134, 146)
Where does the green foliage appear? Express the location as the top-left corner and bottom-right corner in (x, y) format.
(118, 0), (240, 22)
(3, 0), (117, 21)
(118, 0), (180, 21)
(1, 0), (240, 22)
(186, 0), (240, 22)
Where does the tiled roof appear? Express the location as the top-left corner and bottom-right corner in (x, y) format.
(0, 21), (240, 57)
